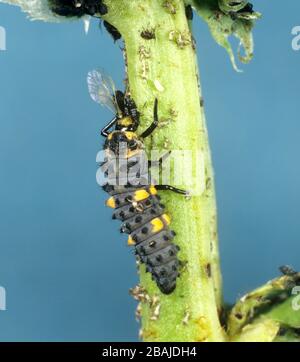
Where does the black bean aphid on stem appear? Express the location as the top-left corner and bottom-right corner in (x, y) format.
(185, 5), (193, 21)
(87, 70), (189, 294)
(103, 21), (122, 42)
(48, 0), (108, 17)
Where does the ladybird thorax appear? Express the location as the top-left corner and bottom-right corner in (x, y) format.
(104, 131), (143, 157)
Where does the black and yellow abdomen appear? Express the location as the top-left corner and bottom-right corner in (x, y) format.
(102, 181), (180, 294)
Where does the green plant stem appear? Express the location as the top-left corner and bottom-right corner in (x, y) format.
(2, 0), (296, 344)
(104, 0), (224, 342)
(105, 0), (280, 343)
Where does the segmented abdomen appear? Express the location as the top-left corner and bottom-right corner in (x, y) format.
(102, 183), (180, 294)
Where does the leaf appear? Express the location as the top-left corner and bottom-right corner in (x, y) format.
(191, 0), (261, 71)
(274, 328), (300, 342)
(231, 319), (280, 342)
(264, 295), (300, 329)
(227, 271), (300, 336)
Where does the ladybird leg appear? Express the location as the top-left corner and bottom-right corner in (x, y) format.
(101, 116), (118, 137)
(124, 96), (140, 131)
(103, 21), (122, 42)
(148, 151), (171, 168)
(155, 185), (189, 196)
(140, 98), (159, 139)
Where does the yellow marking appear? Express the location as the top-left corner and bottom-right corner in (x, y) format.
(162, 214), (171, 225)
(119, 117), (133, 127)
(151, 217), (164, 233)
(106, 197), (116, 209)
(127, 149), (140, 158)
(128, 235), (135, 246)
(124, 131), (136, 140)
(149, 186), (158, 195)
(107, 133), (113, 140)
(134, 189), (150, 202)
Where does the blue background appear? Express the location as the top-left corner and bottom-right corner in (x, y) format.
(0, 2), (299, 341)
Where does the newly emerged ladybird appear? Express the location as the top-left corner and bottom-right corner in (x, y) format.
(87, 70), (188, 294)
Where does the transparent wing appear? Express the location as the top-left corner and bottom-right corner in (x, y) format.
(87, 69), (117, 113)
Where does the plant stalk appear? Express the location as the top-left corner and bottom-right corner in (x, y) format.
(104, 0), (225, 342)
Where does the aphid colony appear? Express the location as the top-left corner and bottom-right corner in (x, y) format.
(48, 0), (121, 41)
(87, 70), (188, 294)
(48, 0), (108, 17)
